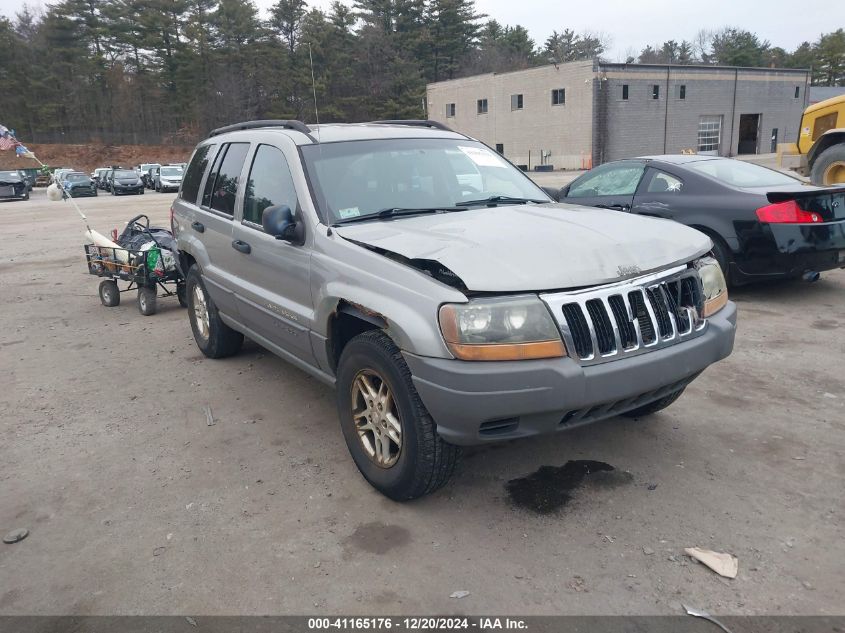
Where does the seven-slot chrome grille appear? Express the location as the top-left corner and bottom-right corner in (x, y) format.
(540, 265), (707, 366)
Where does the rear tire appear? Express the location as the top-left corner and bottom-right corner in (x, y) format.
(99, 280), (120, 307)
(185, 265), (243, 358)
(810, 145), (845, 185)
(137, 286), (157, 316)
(336, 330), (460, 500)
(621, 388), (685, 418)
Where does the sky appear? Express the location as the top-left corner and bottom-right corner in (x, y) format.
(0, 0), (834, 62)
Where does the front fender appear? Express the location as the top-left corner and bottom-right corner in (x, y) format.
(310, 233), (467, 359)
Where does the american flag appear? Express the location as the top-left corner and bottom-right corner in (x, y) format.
(0, 122), (19, 151)
(0, 135), (18, 151)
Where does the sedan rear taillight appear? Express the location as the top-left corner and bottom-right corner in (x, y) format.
(756, 200), (822, 224)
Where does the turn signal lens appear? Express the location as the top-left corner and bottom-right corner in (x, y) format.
(756, 200), (821, 224)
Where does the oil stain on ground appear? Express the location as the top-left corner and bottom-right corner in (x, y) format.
(506, 460), (632, 515)
(344, 522), (411, 554)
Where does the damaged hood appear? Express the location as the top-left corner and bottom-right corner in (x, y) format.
(334, 203), (712, 292)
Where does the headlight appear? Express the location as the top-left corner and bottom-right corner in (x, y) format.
(438, 296), (565, 361)
(695, 256), (728, 317)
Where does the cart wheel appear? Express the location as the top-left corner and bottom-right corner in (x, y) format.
(176, 282), (188, 308)
(99, 280), (120, 307)
(137, 287), (157, 316)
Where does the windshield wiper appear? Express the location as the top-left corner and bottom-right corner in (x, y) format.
(456, 195), (547, 207)
(332, 206), (464, 226)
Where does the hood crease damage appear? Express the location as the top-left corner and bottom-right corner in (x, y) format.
(336, 204), (712, 293)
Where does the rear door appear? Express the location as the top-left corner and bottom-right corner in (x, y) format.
(191, 142), (251, 316)
(230, 142), (315, 364)
(563, 161), (645, 212)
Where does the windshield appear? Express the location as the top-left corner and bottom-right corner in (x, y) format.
(160, 167), (183, 177)
(114, 170), (136, 179)
(0, 171), (20, 180)
(686, 158), (798, 188)
(300, 138), (549, 224)
(67, 174), (88, 182)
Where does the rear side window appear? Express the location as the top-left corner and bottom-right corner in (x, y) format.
(202, 143), (250, 216)
(686, 158), (797, 188)
(181, 144), (215, 204)
(243, 145), (298, 226)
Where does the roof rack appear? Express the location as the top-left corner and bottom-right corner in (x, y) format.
(208, 120), (316, 141)
(369, 119), (455, 132)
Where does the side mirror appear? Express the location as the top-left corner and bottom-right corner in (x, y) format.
(559, 184), (571, 198)
(262, 204), (304, 244)
(541, 186), (560, 202)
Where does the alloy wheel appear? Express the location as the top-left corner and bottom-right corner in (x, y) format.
(350, 369), (402, 468)
(192, 285), (210, 341)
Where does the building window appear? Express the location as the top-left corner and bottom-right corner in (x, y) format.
(511, 94), (524, 110)
(652, 85), (660, 100)
(698, 115), (723, 154)
(495, 143), (504, 154)
(794, 86), (800, 98)
(477, 98), (488, 114)
(679, 85), (686, 100)
(551, 88), (565, 106)
(621, 84), (629, 100)
(445, 103), (455, 117)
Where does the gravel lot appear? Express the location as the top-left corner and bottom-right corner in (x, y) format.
(0, 188), (843, 616)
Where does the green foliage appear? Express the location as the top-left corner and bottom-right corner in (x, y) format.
(1, 1), (843, 146)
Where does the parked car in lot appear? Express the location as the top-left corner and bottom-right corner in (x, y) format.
(557, 156), (845, 285)
(107, 168), (144, 195)
(62, 171), (98, 197)
(92, 167), (111, 189)
(52, 168), (74, 185)
(0, 169), (30, 201)
(173, 120), (737, 500)
(139, 163), (161, 189)
(154, 164), (184, 192)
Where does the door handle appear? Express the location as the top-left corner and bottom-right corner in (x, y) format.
(608, 204), (630, 211)
(231, 239), (251, 254)
(191, 221), (205, 233)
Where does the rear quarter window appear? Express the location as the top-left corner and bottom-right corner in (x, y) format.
(181, 144), (216, 204)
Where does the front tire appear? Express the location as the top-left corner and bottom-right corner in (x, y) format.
(621, 388), (685, 418)
(185, 265), (243, 358)
(336, 330), (459, 500)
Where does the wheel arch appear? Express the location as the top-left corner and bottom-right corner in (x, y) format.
(807, 130), (845, 168)
(327, 300), (390, 374)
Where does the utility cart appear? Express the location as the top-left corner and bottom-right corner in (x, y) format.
(84, 214), (185, 316)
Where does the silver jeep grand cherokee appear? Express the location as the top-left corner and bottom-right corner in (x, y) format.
(172, 119), (736, 500)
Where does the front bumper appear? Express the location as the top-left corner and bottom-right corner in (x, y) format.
(404, 302), (737, 445)
(69, 187), (97, 197)
(114, 185), (144, 194)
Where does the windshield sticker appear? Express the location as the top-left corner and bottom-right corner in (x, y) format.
(338, 207), (361, 219)
(458, 146), (507, 168)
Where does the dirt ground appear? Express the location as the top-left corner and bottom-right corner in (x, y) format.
(0, 143), (193, 174)
(0, 188), (843, 616)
